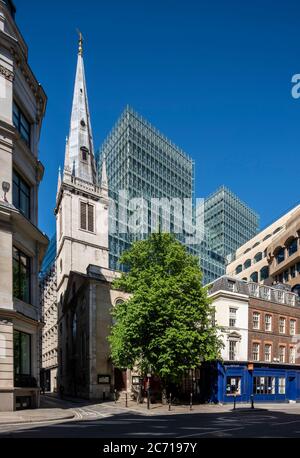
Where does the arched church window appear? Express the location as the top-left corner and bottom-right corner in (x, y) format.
(80, 146), (89, 162)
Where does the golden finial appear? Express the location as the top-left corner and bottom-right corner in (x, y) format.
(77, 29), (83, 56)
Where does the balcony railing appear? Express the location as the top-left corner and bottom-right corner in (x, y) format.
(248, 282), (297, 306)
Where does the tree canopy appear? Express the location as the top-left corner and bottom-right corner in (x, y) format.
(109, 233), (222, 385)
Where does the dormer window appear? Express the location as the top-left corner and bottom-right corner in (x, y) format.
(81, 146), (89, 161)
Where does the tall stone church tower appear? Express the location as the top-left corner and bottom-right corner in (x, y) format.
(55, 35), (109, 306)
(53, 36), (129, 400)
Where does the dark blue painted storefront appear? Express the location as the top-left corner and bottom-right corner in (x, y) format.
(203, 362), (300, 404)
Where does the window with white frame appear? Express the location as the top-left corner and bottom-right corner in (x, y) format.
(226, 377), (241, 395)
(253, 312), (260, 330)
(278, 377), (286, 395)
(279, 346), (286, 363)
(290, 319), (296, 336)
(252, 342), (260, 361)
(290, 346), (296, 364)
(265, 314), (272, 332)
(279, 317), (286, 334)
(229, 308), (237, 328)
(264, 344), (272, 362)
(229, 340), (237, 361)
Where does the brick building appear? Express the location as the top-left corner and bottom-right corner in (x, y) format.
(207, 277), (300, 403)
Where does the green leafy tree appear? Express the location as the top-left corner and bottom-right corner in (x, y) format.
(109, 233), (223, 397)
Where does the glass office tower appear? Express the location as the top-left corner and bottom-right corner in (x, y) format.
(98, 106), (198, 271)
(204, 186), (259, 263)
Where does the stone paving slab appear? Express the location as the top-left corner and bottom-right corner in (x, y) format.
(0, 408), (75, 425)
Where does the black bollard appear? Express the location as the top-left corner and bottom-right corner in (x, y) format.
(114, 389), (117, 404)
(169, 393), (172, 411)
(190, 392), (193, 411)
(125, 392), (128, 408)
(233, 394), (236, 410)
(251, 395), (254, 409)
(147, 388), (150, 410)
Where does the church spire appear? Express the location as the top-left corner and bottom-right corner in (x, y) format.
(64, 32), (96, 184)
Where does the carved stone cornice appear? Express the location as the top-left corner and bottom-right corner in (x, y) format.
(0, 63), (14, 82)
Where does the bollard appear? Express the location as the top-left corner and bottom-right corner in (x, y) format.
(251, 394), (254, 409)
(125, 392), (128, 408)
(114, 389), (117, 404)
(190, 392), (193, 411)
(169, 393), (172, 411)
(147, 388), (150, 410)
(233, 394), (236, 410)
(103, 392), (106, 402)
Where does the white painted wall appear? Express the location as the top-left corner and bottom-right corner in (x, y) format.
(211, 293), (249, 362)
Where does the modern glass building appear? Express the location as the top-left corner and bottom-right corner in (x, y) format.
(204, 186), (259, 264)
(98, 106), (198, 271)
(40, 234), (56, 278)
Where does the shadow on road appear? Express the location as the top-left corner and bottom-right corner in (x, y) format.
(1, 407), (300, 438)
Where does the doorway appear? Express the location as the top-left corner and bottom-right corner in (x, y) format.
(114, 368), (127, 391)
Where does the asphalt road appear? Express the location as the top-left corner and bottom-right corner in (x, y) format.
(2, 405), (300, 438)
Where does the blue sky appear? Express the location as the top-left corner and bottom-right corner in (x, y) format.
(17, 0), (300, 237)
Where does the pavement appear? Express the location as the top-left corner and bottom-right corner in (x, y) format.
(0, 408), (75, 425)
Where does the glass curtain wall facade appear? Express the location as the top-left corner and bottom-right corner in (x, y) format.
(204, 186), (259, 264)
(98, 106), (198, 271)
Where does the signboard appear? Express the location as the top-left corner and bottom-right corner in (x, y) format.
(98, 375), (111, 385)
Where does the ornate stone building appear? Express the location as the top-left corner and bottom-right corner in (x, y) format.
(55, 37), (129, 399)
(0, 0), (48, 411)
(39, 236), (58, 393)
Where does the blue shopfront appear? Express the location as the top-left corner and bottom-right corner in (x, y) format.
(207, 362), (300, 404)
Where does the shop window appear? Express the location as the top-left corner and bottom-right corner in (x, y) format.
(226, 377), (241, 395)
(14, 330), (31, 385)
(278, 377), (286, 395)
(253, 376), (275, 395)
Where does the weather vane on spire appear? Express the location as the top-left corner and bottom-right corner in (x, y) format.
(77, 29), (84, 56)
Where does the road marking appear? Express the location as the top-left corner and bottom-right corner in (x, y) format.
(178, 426), (244, 438)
